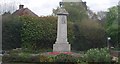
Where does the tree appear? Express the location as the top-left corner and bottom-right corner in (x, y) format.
(72, 19), (106, 51)
(2, 15), (23, 50)
(53, 2), (89, 22)
(96, 11), (107, 25)
(97, 11), (107, 21)
(105, 6), (119, 49)
(0, 2), (17, 15)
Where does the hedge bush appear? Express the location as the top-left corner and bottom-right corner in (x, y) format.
(83, 48), (111, 63)
(21, 16), (57, 51)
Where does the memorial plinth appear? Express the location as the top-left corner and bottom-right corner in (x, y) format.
(53, 7), (71, 52)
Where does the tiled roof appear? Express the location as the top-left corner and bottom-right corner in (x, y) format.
(12, 8), (38, 17)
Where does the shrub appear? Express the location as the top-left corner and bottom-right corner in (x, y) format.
(77, 56), (87, 64)
(118, 57), (120, 64)
(2, 52), (39, 63)
(48, 56), (56, 62)
(54, 53), (78, 62)
(2, 54), (18, 62)
(39, 54), (79, 62)
(28, 55), (40, 63)
(8, 48), (22, 54)
(83, 48), (111, 63)
(40, 55), (51, 62)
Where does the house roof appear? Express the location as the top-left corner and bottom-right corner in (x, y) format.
(12, 5), (38, 17)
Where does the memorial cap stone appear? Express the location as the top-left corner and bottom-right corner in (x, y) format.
(57, 7), (69, 15)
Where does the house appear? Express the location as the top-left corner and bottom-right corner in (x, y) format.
(12, 5), (38, 17)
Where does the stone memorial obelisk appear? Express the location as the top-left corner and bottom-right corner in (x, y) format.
(53, 2), (71, 52)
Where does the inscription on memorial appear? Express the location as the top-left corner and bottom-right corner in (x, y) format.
(61, 16), (66, 24)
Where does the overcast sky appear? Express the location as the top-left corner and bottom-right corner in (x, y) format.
(0, 0), (119, 16)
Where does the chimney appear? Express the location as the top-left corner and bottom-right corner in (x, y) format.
(19, 5), (24, 9)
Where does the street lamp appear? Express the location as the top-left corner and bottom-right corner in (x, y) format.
(107, 37), (111, 49)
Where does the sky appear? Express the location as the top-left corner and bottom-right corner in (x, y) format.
(0, 0), (119, 16)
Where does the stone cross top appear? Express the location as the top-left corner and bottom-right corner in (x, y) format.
(53, 6), (71, 52)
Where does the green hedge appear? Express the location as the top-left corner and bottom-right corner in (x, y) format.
(21, 16), (57, 51)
